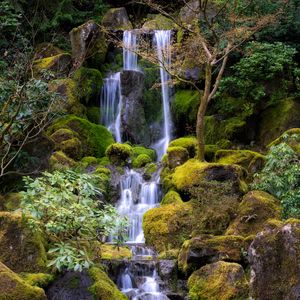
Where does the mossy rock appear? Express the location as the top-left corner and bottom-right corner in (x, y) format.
(226, 191), (281, 237)
(161, 191), (183, 205)
(81, 156), (99, 168)
(88, 266), (127, 300)
(215, 149), (266, 175)
(205, 144), (220, 162)
(0, 212), (47, 273)
(142, 14), (175, 30)
(72, 67), (103, 105)
(0, 262), (47, 300)
(48, 115), (114, 158)
(178, 235), (246, 274)
(259, 98), (300, 146)
(60, 137), (83, 160)
(268, 127), (300, 154)
(171, 90), (200, 135)
(93, 166), (111, 176)
(169, 137), (197, 158)
(132, 154), (152, 168)
(33, 53), (71, 78)
(106, 143), (133, 165)
(49, 151), (77, 171)
(0, 193), (22, 211)
(87, 106), (101, 124)
(167, 146), (189, 169)
(132, 146), (157, 161)
(248, 219), (300, 300)
(34, 42), (64, 59)
(49, 78), (86, 116)
(101, 7), (132, 30)
(21, 273), (55, 288)
(50, 128), (79, 144)
(98, 244), (132, 260)
(187, 261), (249, 300)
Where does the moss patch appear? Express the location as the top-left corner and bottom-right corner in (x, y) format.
(98, 244), (132, 260)
(106, 143), (133, 165)
(169, 137), (197, 158)
(86, 106), (101, 124)
(21, 273), (55, 288)
(167, 146), (189, 169)
(0, 193), (22, 211)
(161, 191), (183, 205)
(49, 151), (77, 171)
(132, 146), (156, 161)
(142, 14), (175, 30)
(132, 154), (152, 168)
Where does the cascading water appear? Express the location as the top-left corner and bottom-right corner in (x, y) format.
(123, 30), (138, 71)
(153, 30), (173, 160)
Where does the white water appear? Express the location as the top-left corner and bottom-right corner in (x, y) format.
(153, 30), (173, 160)
(123, 30), (138, 71)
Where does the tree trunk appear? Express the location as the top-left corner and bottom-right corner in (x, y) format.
(196, 63), (212, 161)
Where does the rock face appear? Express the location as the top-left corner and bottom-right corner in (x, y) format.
(179, 0), (200, 25)
(70, 20), (107, 68)
(0, 262), (46, 300)
(248, 219), (300, 300)
(0, 212), (47, 273)
(178, 235), (245, 274)
(226, 191), (281, 237)
(120, 70), (150, 145)
(187, 261), (249, 300)
(102, 7), (132, 30)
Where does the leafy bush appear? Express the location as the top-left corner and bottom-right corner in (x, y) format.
(21, 170), (127, 271)
(252, 137), (300, 218)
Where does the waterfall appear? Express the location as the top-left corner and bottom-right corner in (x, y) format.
(123, 30), (138, 71)
(153, 30), (173, 160)
(100, 31), (139, 141)
(100, 73), (122, 142)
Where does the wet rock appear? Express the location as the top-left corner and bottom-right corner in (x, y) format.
(102, 7), (132, 30)
(248, 219), (300, 300)
(187, 261), (249, 300)
(178, 235), (245, 274)
(120, 70), (150, 145)
(226, 190), (281, 237)
(159, 260), (177, 280)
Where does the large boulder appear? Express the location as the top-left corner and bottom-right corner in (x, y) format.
(226, 191), (281, 237)
(187, 261), (249, 300)
(142, 14), (175, 30)
(70, 20), (107, 68)
(178, 235), (245, 274)
(120, 70), (150, 145)
(0, 212), (47, 273)
(0, 262), (46, 300)
(259, 98), (300, 146)
(248, 219), (300, 300)
(102, 7), (132, 30)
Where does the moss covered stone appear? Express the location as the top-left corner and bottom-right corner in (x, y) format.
(226, 191), (281, 237)
(132, 146), (156, 161)
(102, 7), (132, 30)
(98, 244), (132, 260)
(106, 143), (133, 165)
(132, 154), (152, 168)
(48, 115), (114, 158)
(142, 14), (175, 30)
(60, 137), (83, 160)
(33, 53), (71, 78)
(34, 42), (64, 59)
(187, 261), (249, 300)
(169, 137), (197, 158)
(216, 149), (266, 175)
(49, 78), (86, 116)
(49, 151), (77, 171)
(167, 146), (189, 169)
(81, 156), (98, 168)
(87, 106), (101, 124)
(0, 262), (47, 300)
(0, 212), (47, 273)
(50, 128), (78, 144)
(259, 98), (300, 146)
(21, 273), (55, 288)
(161, 191), (183, 205)
(248, 219), (300, 299)
(88, 266), (127, 300)
(0, 193), (22, 211)
(72, 67), (102, 105)
(178, 235), (246, 274)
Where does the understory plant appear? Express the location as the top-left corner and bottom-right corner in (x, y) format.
(252, 136), (300, 218)
(21, 170), (128, 272)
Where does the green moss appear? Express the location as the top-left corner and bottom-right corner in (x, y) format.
(50, 128), (78, 144)
(226, 190), (281, 236)
(171, 90), (200, 134)
(158, 249), (180, 259)
(48, 115), (114, 158)
(187, 261), (249, 300)
(98, 244), (132, 260)
(169, 137), (198, 157)
(21, 273), (55, 288)
(0, 193), (22, 211)
(88, 267), (127, 300)
(142, 14), (175, 30)
(72, 67), (102, 104)
(132, 146), (156, 161)
(81, 156), (98, 168)
(97, 156), (110, 166)
(161, 191), (183, 205)
(0, 212), (47, 273)
(49, 151), (77, 171)
(93, 167), (111, 176)
(167, 146), (189, 169)
(259, 98), (300, 145)
(106, 143), (133, 165)
(132, 154), (152, 168)
(86, 106), (100, 124)
(0, 262), (47, 300)
(60, 137), (83, 160)
(205, 145), (220, 162)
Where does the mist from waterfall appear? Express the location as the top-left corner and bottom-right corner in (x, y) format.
(153, 30), (173, 160)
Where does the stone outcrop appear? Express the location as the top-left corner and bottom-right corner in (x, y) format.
(102, 7), (132, 30)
